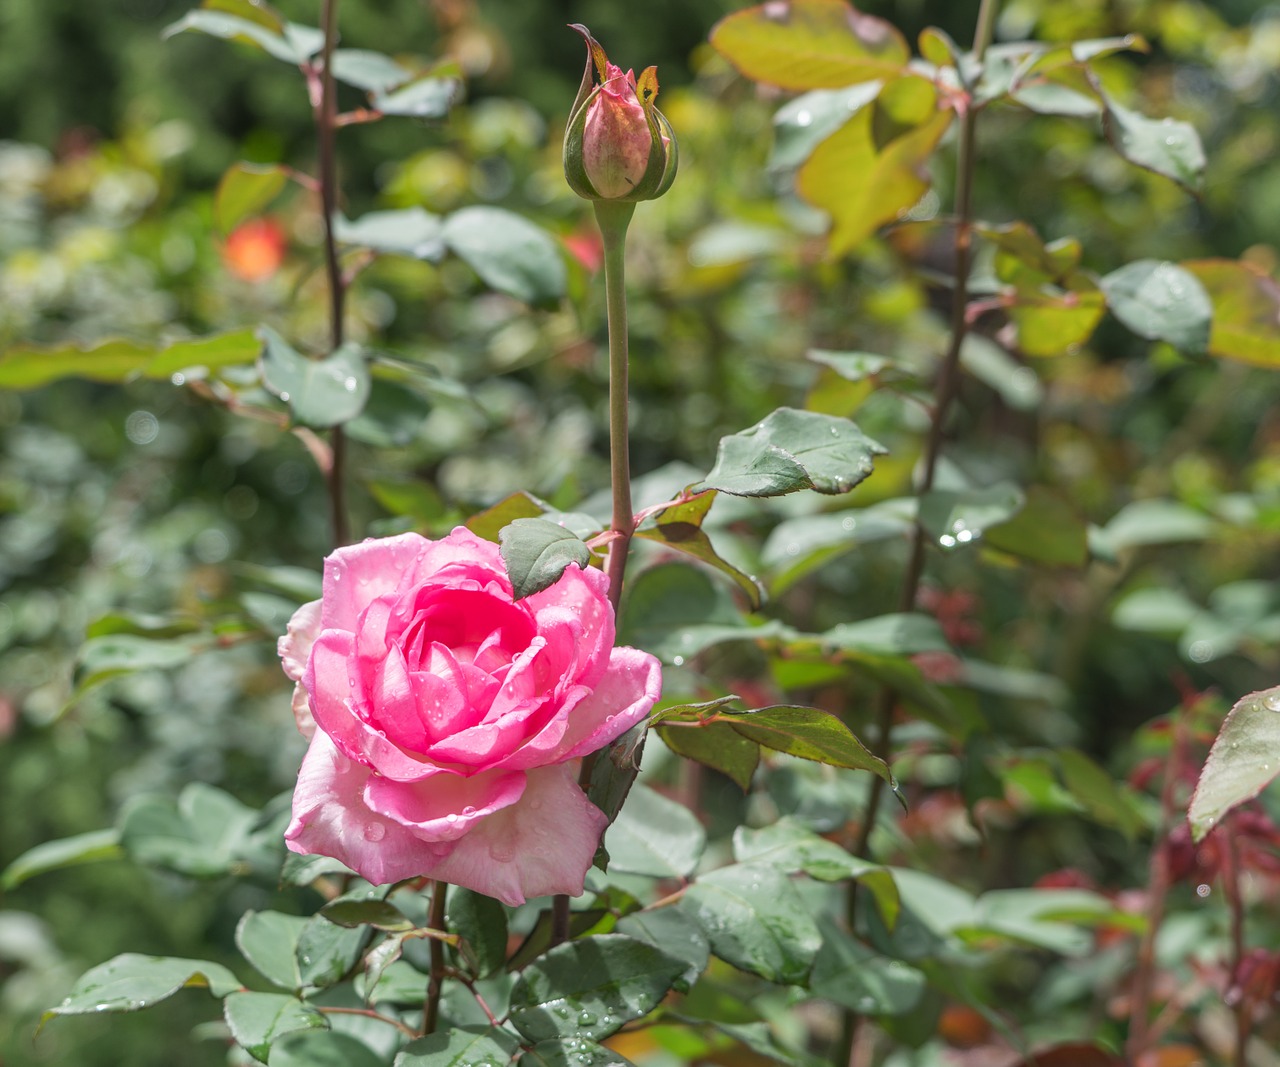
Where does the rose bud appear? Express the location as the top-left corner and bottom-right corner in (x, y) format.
(563, 24), (677, 203)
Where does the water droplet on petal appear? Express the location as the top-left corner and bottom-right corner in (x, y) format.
(364, 821), (386, 842)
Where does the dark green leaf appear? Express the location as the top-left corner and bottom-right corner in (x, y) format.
(762, 501), (913, 593)
(499, 517), (592, 600)
(822, 613), (950, 656)
(695, 408), (886, 497)
(0, 329), (260, 389)
(43, 954), (240, 1026)
(1100, 259), (1211, 353)
(959, 334), (1044, 411)
(681, 865), (822, 984)
(320, 899), (414, 933)
(727, 707), (893, 787)
(224, 991), (327, 1064)
(0, 829), (122, 891)
(1189, 685), (1280, 841)
(507, 935), (686, 1043)
(657, 722), (760, 792)
(334, 208), (445, 260)
(1057, 748), (1146, 840)
(1103, 101), (1205, 192)
(448, 888), (508, 980)
(215, 162), (289, 234)
(505, 908), (613, 973)
(442, 206), (566, 306)
(810, 921), (925, 1015)
(269, 1031), (384, 1067)
(396, 1027), (521, 1066)
(984, 487), (1089, 567)
(604, 784), (706, 878)
(635, 492), (763, 609)
(518, 1039), (637, 1066)
(237, 911), (308, 990)
(259, 328), (371, 428)
(615, 909), (710, 992)
(295, 914), (369, 990)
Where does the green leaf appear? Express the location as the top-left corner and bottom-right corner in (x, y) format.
(710, 0), (909, 90)
(770, 84), (884, 172)
(163, 6), (323, 65)
(695, 407), (886, 497)
(604, 784), (706, 878)
(507, 935), (687, 1043)
(259, 328), (372, 428)
(215, 162), (289, 234)
(810, 921), (925, 1015)
(335, 208), (445, 260)
(119, 783), (257, 878)
(636, 492), (763, 610)
(960, 334), (1046, 410)
(236, 911), (308, 990)
(1009, 285), (1107, 357)
(762, 501), (914, 592)
(822, 613), (950, 655)
(615, 908), (710, 992)
(1100, 259), (1211, 353)
(270, 1031), (385, 1067)
(1057, 749), (1146, 840)
(681, 865), (822, 984)
(295, 914), (369, 990)
(0, 829), (123, 891)
(319, 899), (414, 933)
(798, 80), (953, 258)
(505, 908), (614, 973)
(965, 888), (1119, 955)
(1189, 685), (1280, 841)
(1183, 258), (1280, 367)
(442, 206), (566, 306)
(396, 1027), (521, 1066)
(43, 954), (241, 1026)
(0, 329), (260, 389)
(657, 722), (760, 791)
(919, 484), (1025, 550)
(984, 487), (1089, 567)
(448, 888), (508, 980)
(73, 633), (204, 697)
(224, 991), (327, 1064)
(374, 75), (460, 119)
(726, 706), (896, 791)
(518, 1039), (637, 1066)
(498, 517), (592, 600)
(331, 48), (414, 93)
(1104, 100), (1205, 192)
(1112, 587), (1201, 635)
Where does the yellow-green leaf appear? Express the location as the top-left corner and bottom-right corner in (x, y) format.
(1182, 258), (1280, 367)
(215, 162), (290, 234)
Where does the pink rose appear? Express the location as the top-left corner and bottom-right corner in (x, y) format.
(278, 528), (661, 905)
(583, 64), (656, 199)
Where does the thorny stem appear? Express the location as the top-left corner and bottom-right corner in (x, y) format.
(316, 0), (349, 547)
(1126, 707), (1188, 1059)
(422, 879), (449, 1036)
(840, 2), (1000, 1063)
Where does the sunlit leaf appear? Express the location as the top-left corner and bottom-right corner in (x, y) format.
(810, 921), (925, 1015)
(1189, 685), (1280, 841)
(0, 829), (123, 891)
(918, 484), (1025, 549)
(334, 208), (445, 260)
(984, 487), (1089, 567)
(42, 954), (241, 1027)
(499, 518), (592, 600)
(1100, 259), (1211, 353)
(657, 722), (760, 791)
(636, 491), (762, 609)
(395, 1028), (520, 1067)
(373, 75), (460, 118)
(442, 207), (567, 306)
(1103, 101), (1205, 192)
(605, 784), (706, 878)
(163, 3), (322, 65)
(711, 0), (909, 90)
(259, 328), (371, 428)
(223, 991), (327, 1064)
(1183, 258), (1280, 367)
(330, 48), (414, 93)
(215, 162), (290, 234)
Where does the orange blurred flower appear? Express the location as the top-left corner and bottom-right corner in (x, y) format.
(223, 218), (286, 282)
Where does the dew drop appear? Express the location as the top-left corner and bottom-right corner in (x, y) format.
(279, 390), (291, 403)
(364, 821), (387, 842)
(171, 372), (185, 386)
(672, 655), (685, 667)
(785, 542), (801, 557)
(488, 842), (515, 862)
(1196, 883), (1211, 898)
(1264, 693), (1280, 713)
(343, 376), (358, 392)
(577, 1010), (597, 1026)
(842, 517), (856, 531)
(462, 805), (477, 816)
(795, 110), (812, 127)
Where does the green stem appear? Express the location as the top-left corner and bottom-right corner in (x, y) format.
(422, 879), (448, 1036)
(594, 199), (638, 614)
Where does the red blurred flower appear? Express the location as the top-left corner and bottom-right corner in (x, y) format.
(223, 218), (286, 282)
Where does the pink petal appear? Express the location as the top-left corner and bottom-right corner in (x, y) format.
(322, 533), (428, 632)
(514, 646), (662, 768)
(279, 600), (321, 682)
(286, 732), (446, 886)
(525, 564), (615, 687)
(396, 527), (509, 599)
(427, 763), (606, 906)
(365, 767), (526, 843)
(306, 629), (439, 782)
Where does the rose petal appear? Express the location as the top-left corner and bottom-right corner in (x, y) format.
(396, 527), (509, 599)
(286, 732), (444, 886)
(322, 533), (428, 632)
(306, 629), (439, 782)
(508, 646), (662, 768)
(524, 564), (614, 686)
(279, 600), (321, 682)
(427, 763), (606, 906)
(365, 766), (525, 843)
(291, 685), (316, 739)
